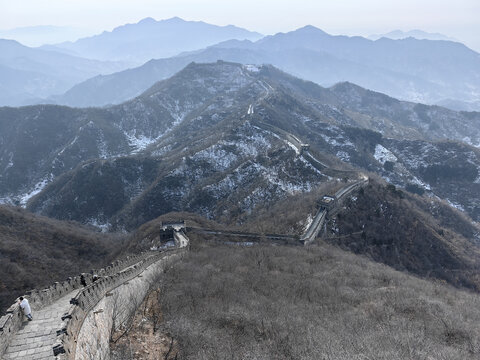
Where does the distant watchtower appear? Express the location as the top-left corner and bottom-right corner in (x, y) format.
(300, 143), (310, 154)
(160, 221), (186, 242)
(318, 195), (336, 210)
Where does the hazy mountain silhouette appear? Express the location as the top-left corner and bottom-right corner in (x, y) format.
(53, 26), (480, 111)
(368, 29), (457, 42)
(52, 17), (263, 64)
(0, 39), (129, 106)
(0, 25), (90, 47)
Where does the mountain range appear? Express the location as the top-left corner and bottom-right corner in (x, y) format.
(368, 29), (457, 42)
(0, 62), (478, 233)
(50, 17), (263, 64)
(2, 59), (480, 341)
(0, 25), (91, 47)
(0, 17), (262, 107)
(0, 39), (128, 106)
(2, 20), (479, 111)
(51, 25), (480, 111)
(2, 15), (480, 359)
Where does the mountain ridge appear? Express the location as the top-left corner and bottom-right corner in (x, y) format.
(52, 17), (263, 64)
(0, 62), (477, 229)
(369, 29), (458, 42)
(50, 26), (480, 111)
(0, 38), (129, 106)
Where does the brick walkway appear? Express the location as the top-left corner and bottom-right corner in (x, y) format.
(4, 289), (80, 360)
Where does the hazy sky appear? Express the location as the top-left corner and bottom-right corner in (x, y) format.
(1, 0), (479, 51)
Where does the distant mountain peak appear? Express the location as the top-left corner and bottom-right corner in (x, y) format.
(168, 59), (243, 75)
(330, 81), (365, 93)
(256, 25), (330, 47)
(163, 16), (187, 24)
(210, 38), (254, 49)
(52, 17), (263, 64)
(369, 29), (457, 42)
(138, 17), (157, 24)
(296, 25), (328, 35)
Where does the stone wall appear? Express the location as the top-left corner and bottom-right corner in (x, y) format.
(54, 247), (187, 359)
(70, 250), (185, 360)
(302, 178), (369, 245)
(0, 231), (189, 359)
(0, 250), (158, 356)
(0, 251), (144, 357)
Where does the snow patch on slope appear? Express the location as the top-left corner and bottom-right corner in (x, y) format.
(20, 174), (54, 206)
(194, 146), (239, 171)
(409, 175), (432, 191)
(125, 133), (158, 153)
(320, 133), (355, 148)
(462, 135), (480, 149)
(302, 214), (314, 233)
(447, 199), (465, 212)
(97, 130), (109, 159)
(374, 144), (398, 165)
(4, 153), (14, 171)
(87, 218), (111, 232)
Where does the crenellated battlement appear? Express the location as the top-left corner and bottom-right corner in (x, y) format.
(55, 246), (187, 358)
(0, 231), (190, 359)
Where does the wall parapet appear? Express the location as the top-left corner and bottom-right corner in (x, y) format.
(301, 178), (369, 245)
(54, 247), (187, 359)
(0, 249), (161, 358)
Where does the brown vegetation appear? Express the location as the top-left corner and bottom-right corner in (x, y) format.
(0, 205), (125, 313)
(239, 180), (345, 235)
(125, 211), (226, 253)
(110, 289), (179, 360)
(126, 178), (480, 292)
(330, 179), (480, 290)
(117, 240), (480, 359)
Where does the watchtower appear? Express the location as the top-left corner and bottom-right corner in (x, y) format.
(159, 221), (186, 242)
(318, 195), (336, 210)
(300, 143), (310, 153)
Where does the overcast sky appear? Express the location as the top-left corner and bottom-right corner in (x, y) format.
(1, 0), (479, 51)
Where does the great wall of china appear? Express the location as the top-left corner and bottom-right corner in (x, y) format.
(0, 106), (368, 359)
(0, 180), (366, 359)
(0, 232), (189, 359)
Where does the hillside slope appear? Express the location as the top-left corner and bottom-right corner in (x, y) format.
(0, 62), (477, 228)
(0, 205), (122, 313)
(113, 241), (480, 359)
(328, 180), (480, 289)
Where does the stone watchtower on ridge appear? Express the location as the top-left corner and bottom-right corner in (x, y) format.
(158, 220), (187, 247)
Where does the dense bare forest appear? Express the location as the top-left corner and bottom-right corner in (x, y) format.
(0, 205), (123, 312)
(111, 240), (480, 359)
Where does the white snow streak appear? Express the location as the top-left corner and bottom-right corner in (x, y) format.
(374, 144), (398, 165)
